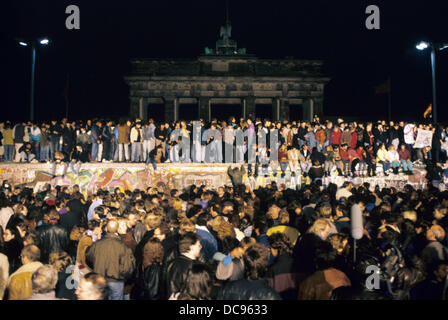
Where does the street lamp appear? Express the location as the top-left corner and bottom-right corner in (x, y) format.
(416, 40), (448, 124)
(17, 37), (50, 122)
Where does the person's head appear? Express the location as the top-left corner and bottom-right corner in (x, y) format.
(180, 263), (212, 300)
(20, 245), (41, 265)
(124, 212), (138, 228)
(267, 204), (281, 220)
(178, 232), (202, 258)
(143, 238), (164, 268)
(179, 218), (196, 235)
(328, 233), (350, 256)
(268, 233), (293, 257)
(308, 218), (331, 240)
(105, 219), (119, 234)
(243, 243), (270, 280)
(319, 204), (333, 219)
(426, 225), (446, 242)
(430, 260), (448, 282)
(76, 273), (109, 300)
(31, 265), (58, 294)
(314, 241), (338, 271)
(49, 251), (73, 273)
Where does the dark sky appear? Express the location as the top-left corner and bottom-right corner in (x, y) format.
(2, 0), (448, 122)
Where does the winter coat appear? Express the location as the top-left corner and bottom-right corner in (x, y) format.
(217, 278), (281, 300)
(85, 232), (135, 282)
(117, 125), (131, 144)
(376, 148), (390, 162)
(0, 253), (9, 300)
(36, 222), (70, 264)
(132, 263), (163, 300)
(6, 261), (43, 300)
(292, 233), (327, 275)
(130, 127), (143, 143)
(25, 291), (65, 300)
(331, 130), (342, 145)
(165, 254), (197, 297)
(227, 166), (246, 187)
(3, 129), (13, 145)
(298, 268), (351, 300)
(13, 124), (25, 143)
(267, 254), (303, 300)
(341, 131), (351, 146)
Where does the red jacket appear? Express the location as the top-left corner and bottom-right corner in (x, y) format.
(339, 148), (350, 161)
(332, 130), (341, 145)
(350, 132), (358, 149)
(347, 148), (362, 162)
(398, 148), (411, 161)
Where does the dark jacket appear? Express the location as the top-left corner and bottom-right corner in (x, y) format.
(58, 208), (82, 234)
(267, 253), (303, 300)
(85, 232), (136, 282)
(292, 233), (327, 275)
(71, 148), (89, 163)
(132, 263), (163, 300)
(165, 254), (197, 297)
(13, 124), (25, 143)
(217, 278), (282, 300)
(36, 222), (70, 264)
(66, 198), (87, 229)
(227, 166), (246, 187)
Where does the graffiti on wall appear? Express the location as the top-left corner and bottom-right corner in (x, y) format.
(0, 165), (233, 196)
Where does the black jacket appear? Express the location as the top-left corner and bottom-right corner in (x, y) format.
(36, 222), (70, 263)
(71, 148), (89, 163)
(132, 263), (163, 300)
(66, 198), (87, 229)
(217, 279), (282, 300)
(165, 254), (196, 297)
(292, 233), (327, 275)
(59, 208), (82, 234)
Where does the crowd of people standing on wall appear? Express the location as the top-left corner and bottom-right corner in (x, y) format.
(0, 169), (448, 300)
(0, 117), (448, 181)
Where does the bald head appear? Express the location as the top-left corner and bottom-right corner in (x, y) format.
(106, 220), (119, 233)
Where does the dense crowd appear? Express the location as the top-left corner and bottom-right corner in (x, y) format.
(0, 172), (448, 300)
(1, 117), (448, 180)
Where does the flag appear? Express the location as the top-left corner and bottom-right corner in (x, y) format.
(374, 78), (390, 94)
(423, 104), (432, 118)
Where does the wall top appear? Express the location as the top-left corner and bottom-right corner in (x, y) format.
(127, 57), (327, 78)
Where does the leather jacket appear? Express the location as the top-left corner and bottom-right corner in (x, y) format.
(36, 222), (70, 263)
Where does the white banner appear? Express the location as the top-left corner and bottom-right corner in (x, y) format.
(413, 129), (433, 149)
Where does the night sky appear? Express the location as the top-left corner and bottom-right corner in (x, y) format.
(2, 0), (448, 123)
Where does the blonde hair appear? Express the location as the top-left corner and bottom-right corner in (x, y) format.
(217, 221), (236, 241)
(429, 225), (446, 242)
(403, 210), (417, 223)
(308, 218), (331, 235)
(144, 214), (163, 230)
(179, 218), (196, 235)
(49, 251), (73, 273)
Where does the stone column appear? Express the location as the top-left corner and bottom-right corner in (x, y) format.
(303, 98), (314, 122)
(174, 99), (179, 122)
(279, 99), (290, 121)
(245, 96), (255, 119)
(198, 97), (210, 122)
(164, 97), (176, 122)
(272, 98), (280, 121)
(129, 97), (140, 120)
(139, 98), (149, 121)
(313, 98), (324, 120)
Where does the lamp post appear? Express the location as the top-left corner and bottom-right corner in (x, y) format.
(18, 38), (50, 122)
(416, 41), (448, 124)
